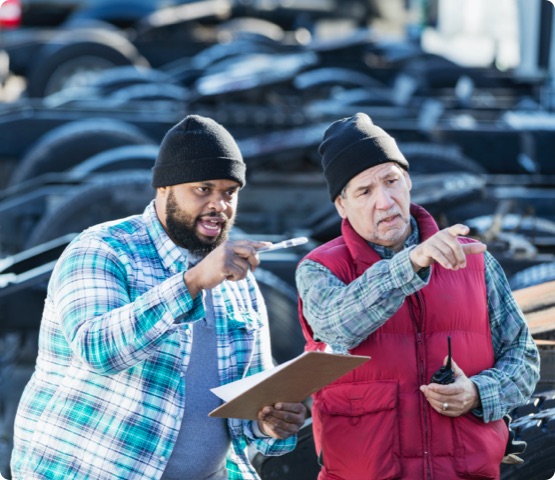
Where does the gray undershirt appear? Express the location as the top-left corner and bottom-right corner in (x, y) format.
(161, 290), (230, 479)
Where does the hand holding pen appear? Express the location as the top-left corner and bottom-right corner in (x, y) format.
(257, 236), (309, 253)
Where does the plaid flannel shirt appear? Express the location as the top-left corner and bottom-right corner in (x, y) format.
(11, 201), (296, 480)
(296, 218), (540, 423)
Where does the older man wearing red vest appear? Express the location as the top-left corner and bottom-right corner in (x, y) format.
(295, 113), (540, 480)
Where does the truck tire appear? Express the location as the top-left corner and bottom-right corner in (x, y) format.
(108, 83), (190, 103)
(25, 171), (154, 248)
(254, 268), (306, 365)
(85, 65), (175, 96)
(500, 406), (555, 480)
(215, 17), (285, 42)
(398, 142), (486, 174)
(70, 144), (158, 175)
(9, 118), (154, 186)
(510, 389), (555, 419)
(294, 67), (385, 92)
(26, 28), (150, 98)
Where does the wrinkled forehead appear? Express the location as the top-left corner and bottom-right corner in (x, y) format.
(349, 162), (405, 186)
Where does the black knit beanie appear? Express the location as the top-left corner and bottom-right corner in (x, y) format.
(319, 112), (409, 201)
(152, 115), (246, 188)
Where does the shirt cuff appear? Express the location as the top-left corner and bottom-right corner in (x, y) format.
(249, 420), (271, 439)
(164, 273), (206, 324)
(389, 247), (430, 295)
(469, 375), (500, 422)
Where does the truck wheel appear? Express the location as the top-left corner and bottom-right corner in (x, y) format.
(215, 17), (285, 42)
(9, 118), (154, 186)
(511, 389), (555, 419)
(108, 83), (190, 103)
(25, 171), (154, 248)
(85, 65), (175, 96)
(294, 67), (385, 92)
(254, 268), (306, 365)
(70, 144), (158, 175)
(26, 28), (149, 98)
(500, 406), (555, 480)
(398, 142), (486, 174)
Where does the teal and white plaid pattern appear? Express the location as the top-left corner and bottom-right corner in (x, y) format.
(296, 220), (540, 423)
(11, 201), (295, 480)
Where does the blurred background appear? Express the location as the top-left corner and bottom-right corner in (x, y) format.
(1, 0), (555, 478)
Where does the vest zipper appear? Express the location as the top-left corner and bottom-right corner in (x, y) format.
(413, 291), (433, 480)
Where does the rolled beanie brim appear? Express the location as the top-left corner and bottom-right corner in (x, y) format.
(324, 135), (408, 201)
(152, 157), (246, 188)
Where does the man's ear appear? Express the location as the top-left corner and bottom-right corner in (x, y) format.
(156, 186), (169, 200)
(154, 187), (168, 223)
(334, 195), (347, 219)
(404, 169), (412, 191)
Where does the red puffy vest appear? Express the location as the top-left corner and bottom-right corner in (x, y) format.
(298, 204), (508, 480)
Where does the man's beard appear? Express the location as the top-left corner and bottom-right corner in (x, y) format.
(165, 191), (234, 257)
(371, 209), (410, 251)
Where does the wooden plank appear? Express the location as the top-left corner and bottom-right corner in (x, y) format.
(512, 280), (555, 336)
(513, 281), (555, 313)
(524, 307), (555, 336)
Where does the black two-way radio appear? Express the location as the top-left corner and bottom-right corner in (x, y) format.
(430, 336), (455, 385)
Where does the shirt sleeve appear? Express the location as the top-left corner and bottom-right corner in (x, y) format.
(242, 420), (298, 456)
(470, 251), (541, 422)
(52, 235), (205, 374)
(295, 247), (430, 352)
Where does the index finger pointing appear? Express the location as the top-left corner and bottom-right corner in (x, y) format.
(231, 240), (267, 257)
(461, 242), (487, 256)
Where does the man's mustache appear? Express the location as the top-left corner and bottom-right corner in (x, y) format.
(200, 212), (229, 222)
(376, 210), (402, 223)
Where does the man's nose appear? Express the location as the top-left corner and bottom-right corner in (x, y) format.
(208, 195), (227, 211)
(374, 187), (394, 209)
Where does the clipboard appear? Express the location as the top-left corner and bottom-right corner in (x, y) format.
(209, 351), (370, 420)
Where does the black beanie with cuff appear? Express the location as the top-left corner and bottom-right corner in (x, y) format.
(319, 112), (409, 201)
(152, 115), (246, 188)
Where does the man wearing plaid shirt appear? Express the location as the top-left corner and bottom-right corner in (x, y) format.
(295, 113), (540, 479)
(10, 115), (306, 480)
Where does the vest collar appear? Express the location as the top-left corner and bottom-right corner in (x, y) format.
(340, 203), (439, 276)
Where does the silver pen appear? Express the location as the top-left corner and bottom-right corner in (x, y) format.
(257, 236), (309, 253)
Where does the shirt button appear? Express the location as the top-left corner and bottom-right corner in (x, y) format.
(185, 329), (191, 336)
(160, 456), (166, 462)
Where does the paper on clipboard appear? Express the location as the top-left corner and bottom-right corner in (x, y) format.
(209, 351), (370, 420)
